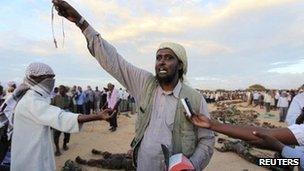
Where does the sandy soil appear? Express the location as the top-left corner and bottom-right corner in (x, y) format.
(55, 102), (286, 171)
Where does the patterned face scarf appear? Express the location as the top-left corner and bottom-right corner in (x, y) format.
(13, 62), (56, 100)
(11, 76), (55, 103)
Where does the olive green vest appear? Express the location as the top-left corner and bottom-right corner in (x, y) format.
(130, 76), (202, 166)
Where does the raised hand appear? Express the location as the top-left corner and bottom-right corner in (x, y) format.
(248, 131), (285, 152)
(190, 114), (211, 129)
(52, 0), (81, 23)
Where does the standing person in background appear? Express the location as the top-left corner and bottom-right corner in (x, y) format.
(252, 91), (260, 107)
(68, 85), (78, 113)
(94, 86), (102, 112)
(275, 90), (280, 110)
(100, 87), (108, 110)
(277, 92), (289, 122)
(210, 92), (215, 103)
(270, 90), (276, 110)
(246, 91), (253, 106)
(75, 86), (85, 114)
(215, 91), (220, 102)
(264, 90), (272, 114)
(85, 86), (95, 114)
(128, 94), (136, 115)
(51, 85), (74, 156)
(121, 89), (130, 112)
(106, 83), (120, 132)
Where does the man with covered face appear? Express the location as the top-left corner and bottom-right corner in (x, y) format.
(53, 1), (215, 170)
(11, 62), (113, 171)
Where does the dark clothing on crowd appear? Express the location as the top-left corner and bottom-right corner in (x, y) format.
(51, 93), (73, 153)
(53, 130), (70, 147)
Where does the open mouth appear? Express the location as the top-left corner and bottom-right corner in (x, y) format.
(159, 67), (167, 74)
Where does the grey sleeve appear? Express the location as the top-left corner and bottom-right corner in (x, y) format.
(189, 96), (215, 170)
(82, 26), (152, 101)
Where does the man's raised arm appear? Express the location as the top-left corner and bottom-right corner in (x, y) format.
(52, 0), (151, 101)
(52, 0), (88, 31)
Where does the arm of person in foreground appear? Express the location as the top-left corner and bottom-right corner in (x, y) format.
(26, 96), (113, 133)
(190, 114), (298, 146)
(248, 131), (304, 170)
(52, 0), (151, 101)
(189, 97), (215, 170)
(77, 108), (113, 123)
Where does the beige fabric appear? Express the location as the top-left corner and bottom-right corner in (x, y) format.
(158, 42), (188, 74)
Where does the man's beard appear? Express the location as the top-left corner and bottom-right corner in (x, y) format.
(156, 72), (178, 84)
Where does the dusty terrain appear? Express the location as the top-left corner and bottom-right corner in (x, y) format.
(55, 102), (286, 171)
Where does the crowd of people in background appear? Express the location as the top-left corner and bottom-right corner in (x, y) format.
(0, 81), (136, 123)
(1, 79), (303, 169)
(1, 82), (303, 124)
(200, 90), (247, 103)
(201, 87), (304, 123)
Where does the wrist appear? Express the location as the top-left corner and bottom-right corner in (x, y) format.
(209, 119), (217, 130)
(275, 142), (285, 152)
(75, 16), (85, 27)
(96, 113), (104, 120)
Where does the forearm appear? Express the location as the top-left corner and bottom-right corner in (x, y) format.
(190, 126), (215, 170)
(210, 120), (267, 141)
(81, 23), (151, 101)
(209, 120), (298, 145)
(190, 134), (215, 170)
(78, 19), (89, 32)
(77, 114), (101, 123)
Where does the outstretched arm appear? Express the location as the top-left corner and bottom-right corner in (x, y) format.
(77, 108), (113, 123)
(190, 114), (298, 145)
(52, 0), (152, 102)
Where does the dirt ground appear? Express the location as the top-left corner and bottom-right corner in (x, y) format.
(55, 102), (286, 171)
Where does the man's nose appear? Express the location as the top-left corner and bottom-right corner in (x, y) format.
(159, 57), (167, 64)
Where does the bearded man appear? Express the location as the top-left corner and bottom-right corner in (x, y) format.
(53, 1), (215, 170)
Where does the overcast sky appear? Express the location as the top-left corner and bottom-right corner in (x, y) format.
(1, 0), (303, 90)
